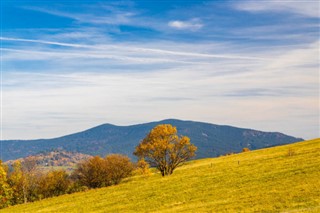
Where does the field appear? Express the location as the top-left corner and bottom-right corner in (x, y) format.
(1, 138), (319, 212)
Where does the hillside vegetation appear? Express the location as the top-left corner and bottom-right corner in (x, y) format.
(2, 138), (319, 213)
(5, 150), (92, 170)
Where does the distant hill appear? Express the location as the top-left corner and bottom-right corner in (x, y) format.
(0, 119), (303, 161)
(5, 150), (92, 168)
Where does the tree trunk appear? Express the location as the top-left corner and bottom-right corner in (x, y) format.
(23, 184), (27, 204)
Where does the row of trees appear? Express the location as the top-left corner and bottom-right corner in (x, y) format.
(0, 154), (135, 208)
(1, 124), (197, 209)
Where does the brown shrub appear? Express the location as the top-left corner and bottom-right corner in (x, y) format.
(104, 154), (134, 185)
(72, 154), (134, 188)
(72, 156), (109, 188)
(242, 147), (250, 152)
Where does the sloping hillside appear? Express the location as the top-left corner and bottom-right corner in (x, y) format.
(2, 138), (319, 212)
(1, 119), (303, 161)
(5, 150), (92, 169)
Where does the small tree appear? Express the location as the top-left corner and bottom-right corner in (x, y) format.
(73, 156), (108, 188)
(21, 156), (39, 203)
(104, 154), (134, 185)
(134, 124), (197, 176)
(37, 170), (70, 198)
(73, 154), (133, 188)
(7, 161), (24, 205)
(0, 161), (13, 209)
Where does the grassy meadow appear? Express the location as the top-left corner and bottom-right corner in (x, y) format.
(1, 138), (319, 212)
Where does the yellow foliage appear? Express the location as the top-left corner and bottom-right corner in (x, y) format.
(134, 124), (197, 176)
(134, 159), (151, 176)
(0, 161), (13, 208)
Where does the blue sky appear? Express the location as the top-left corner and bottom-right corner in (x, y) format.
(1, 0), (319, 140)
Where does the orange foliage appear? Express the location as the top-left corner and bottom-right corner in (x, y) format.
(134, 124), (197, 176)
(242, 147), (250, 152)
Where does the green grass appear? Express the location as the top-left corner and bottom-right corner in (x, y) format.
(2, 138), (319, 212)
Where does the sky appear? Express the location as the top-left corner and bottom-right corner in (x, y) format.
(0, 0), (319, 140)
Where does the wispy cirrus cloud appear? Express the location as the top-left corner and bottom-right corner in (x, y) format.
(0, 37), (266, 62)
(22, 3), (204, 36)
(1, 37), (88, 48)
(23, 4), (137, 25)
(21, 3), (163, 34)
(233, 0), (320, 18)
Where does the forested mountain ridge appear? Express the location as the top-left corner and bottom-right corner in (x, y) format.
(1, 119), (303, 161)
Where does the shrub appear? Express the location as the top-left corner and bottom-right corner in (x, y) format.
(72, 156), (109, 188)
(242, 147), (250, 152)
(37, 170), (70, 198)
(104, 154), (134, 185)
(73, 154), (134, 188)
(134, 159), (151, 176)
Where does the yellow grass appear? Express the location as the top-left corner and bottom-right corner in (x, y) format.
(2, 138), (319, 212)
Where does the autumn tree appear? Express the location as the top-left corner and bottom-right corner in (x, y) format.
(73, 156), (108, 188)
(7, 157), (41, 204)
(73, 154), (134, 188)
(7, 161), (24, 205)
(0, 161), (13, 209)
(37, 170), (70, 198)
(104, 154), (134, 185)
(134, 124), (197, 176)
(9, 160), (73, 204)
(21, 156), (40, 203)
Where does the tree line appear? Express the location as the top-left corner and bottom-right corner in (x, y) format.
(0, 124), (196, 209)
(0, 154), (135, 208)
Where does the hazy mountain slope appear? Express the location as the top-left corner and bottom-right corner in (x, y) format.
(0, 119), (303, 161)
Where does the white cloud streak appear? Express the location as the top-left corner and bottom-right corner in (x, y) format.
(168, 18), (203, 31)
(234, 0), (320, 18)
(0, 37), (266, 61)
(1, 37), (88, 48)
(22, 5), (161, 32)
(23, 5), (135, 25)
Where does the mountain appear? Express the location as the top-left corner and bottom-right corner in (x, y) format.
(0, 119), (303, 162)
